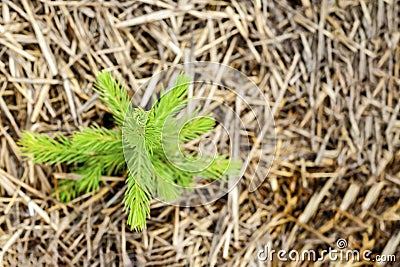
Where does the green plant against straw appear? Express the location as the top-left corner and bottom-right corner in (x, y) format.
(19, 72), (241, 230)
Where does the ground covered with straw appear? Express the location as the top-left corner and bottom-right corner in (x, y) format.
(0, 0), (399, 266)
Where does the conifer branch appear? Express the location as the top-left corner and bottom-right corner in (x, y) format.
(19, 132), (88, 165)
(94, 71), (130, 125)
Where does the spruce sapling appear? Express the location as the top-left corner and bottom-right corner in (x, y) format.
(19, 72), (241, 230)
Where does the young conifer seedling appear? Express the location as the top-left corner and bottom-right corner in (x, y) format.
(19, 72), (240, 230)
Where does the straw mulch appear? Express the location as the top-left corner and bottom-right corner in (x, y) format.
(0, 0), (399, 266)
